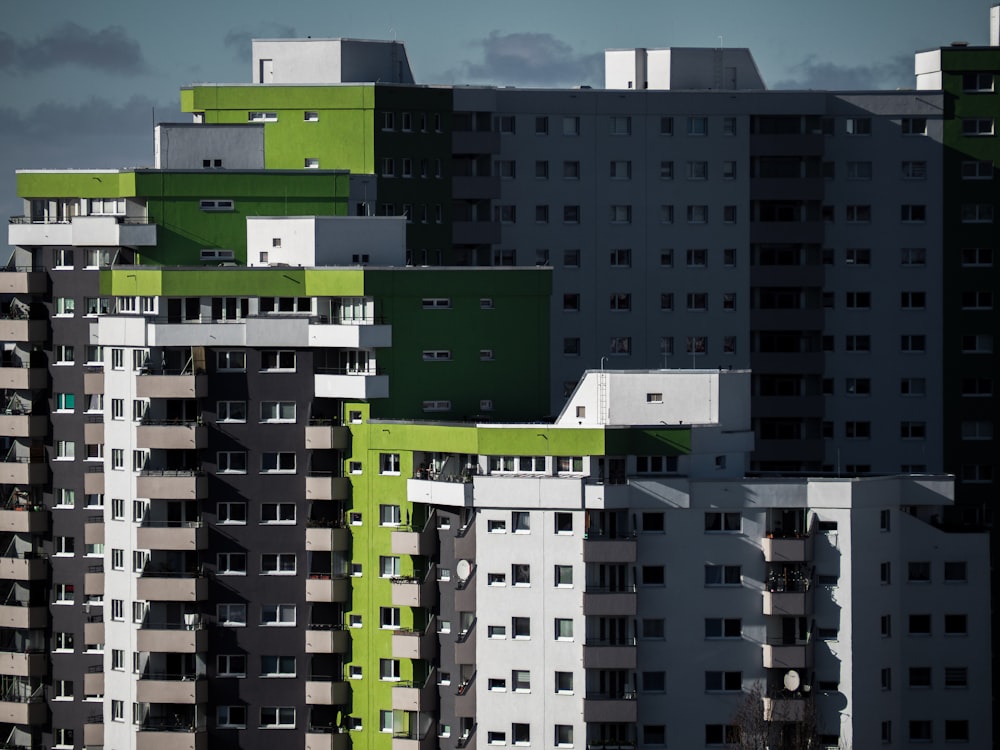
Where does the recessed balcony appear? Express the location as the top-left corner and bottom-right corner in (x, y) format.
(0, 458), (47, 486)
(0, 364), (46, 390)
(314, 371), (389, 399)
(137, 522), (207, 551)
(84, 671), (104, 695)
(582, 639), (637, 669)
(0, 319), (46, 343)
(390, 518), (437, 556)
(0, 693), (46, 724)
(762, 534), (810, 563)
(304, 678), (350, 705)
(392, 623), (437, 660)
(136, 371), (207, 399)
(0, 650), (47, 677)
(305, 575), (351, 603)
(305, 422), (350, 451)
(305, 525), (351, 553)
(306, 474), (351, 501)
(0, 554), (47, 581)
(0, 605), (47, 629)
(305, 729), (351, 750)
(583, 693), (638, 722)
(582, 587), (637, 616)
(136, 674), (207, 704)
(391, 671), (438, 712)
(0, 269), (46, 295)
(137, 573), (208, 602)
(136, 421), (206, 450)
(0, 413), (46, 440)
(136, 723), (207, 750)
(305, 626), (350, 654)
(582, 534), (637, 563)
(136, 471), (206, 499)
(762, 642), (811, 670)
(0, 507), (48, 534)
(137, 623), (209, 654)
(84, 568), (104, 596)
(763, 696), (807, 722)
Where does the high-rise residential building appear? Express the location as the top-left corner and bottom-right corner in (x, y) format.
(2, 8), (998, 750)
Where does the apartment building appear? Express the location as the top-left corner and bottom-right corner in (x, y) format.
(2, 9), (998, 750)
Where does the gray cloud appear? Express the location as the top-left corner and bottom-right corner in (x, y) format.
(772, 54), (913, 90)
(0, 95), (182, 140)
(0, 23), (147, 74)
(225, 24), (297, 63)
(445, 31), (602, 87)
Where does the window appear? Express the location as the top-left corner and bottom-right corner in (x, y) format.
(554, 618), (574, 640)
(944, 614), (967, 635)
(688, 116), (708, 135)
(259, 401), (295, 423)
(217, 451), (247, 473)
(218, 603), (246, 627)
(846, 377), (871, 395)
(845, 421), (871, 439)
(944, 562), (968, 582)
(944, 720), (969, 742)
(846, 205), (871, 222)
(705, 618), (741, 639)
(961, 203), (994, 223)
(847, 161), (872, 180)
(962, 334), (993, 353)
(562, 116), (580, 135)
(609, 248), (631, 267)
(908, 721), (932, 742)
(961, 159), (992, 179)
(199, 199), (235, 211)
(56, 441), (75, 461)
(962, 290), (993, 310)
(380, 607), (401, 629)
(687, 160), (708, 180)
(260, 707), (295, 729)
(555, 725), (574, 747)
(901, 421), (926, 439)
(259, 604), (296, 626)
(511, 511), (530, 533)
(563, 161), (580, 179)
(706, 725), (740, 746)
(512, 617), (531, 639)
(261, 553), (296, 575)
(705, 671), (742, 692)
(218, 502), (246, 525)
(901, 117), (927, 135)
(908, 614), (931, 635)
(512, 669), (530, 691)
(704, 512), (740, 532)
(610, 293), (631, 311)
(488, 732), (506, 745)
(422, 349), (452, 361)
(610, 115), (631, 135)
(901, 247), (926, 266)
(686, 248), (707, 267)
(902, 160), (927, 179)
(963, 117), (994, 136)
(217, 552), (247, 575)
(881, 667), (892, 690)
(512, 564), (531, 586)
(908, 666), (932, 688)
(55, 297), (75, 316)
(563, 338), (580, 356)
(642, 566), (665, 585)
(261, 655), (296, 678)
(660, 116), (674, 134)
(881, 615), (892, 637)
(55, 393), (75, 412)
(945, 667), (968, 688)
(687, 205), (708, 223)
(610, 160), (631, 179)
(610, 337), (631, 355)
(261, 350), (295, 371)
(660, 160), (674, 179)
(216, 350), (246, 371)
(901, 204), (927, 222)
(704, 565), (741, 586)
(846, 117), (871, 135)
(907, 561), (931, 582)
(379, 658), (401, 681)
(901, 334), (926, 352)
(610, 204), (632, 223)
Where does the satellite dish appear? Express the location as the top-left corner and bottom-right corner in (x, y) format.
(456, 560), (472, 582)
(783, 670), (801, 691)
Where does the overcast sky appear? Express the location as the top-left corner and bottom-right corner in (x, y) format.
(1, 0), (992, 247)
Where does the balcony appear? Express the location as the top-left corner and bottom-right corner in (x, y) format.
(0, 413), (46, 439)
(454, 671), (476, 717)
(583, 693), (638, 723)
(0, 319), (46, 343)
(306, 474), (351, 502)
(582, 587), (637, 616)
(391, 670), (438, 712)
(0, 458), (47, 485)
(84, 419), (104, 444)
(0, 269), (46, 295)
(763, 696), (807, 722)
(83, 368), (104, 394)
(0, 680), (49, 724)
(137, 573), (208, 602)
(454, 620), (476, 665)
(304, 677), (350, 705)
(137, 673), (207, 704)
(306, 728), (351, 750)
(0, 650), (46, 677)
(391, 569), (437, 608)
(582, 534), (637, 564)
(305, 625), (350, 654)
(136, 371), (207, 399)
(392, 622), (436, 660)
(84, 467), (105, 493)
(137, 622), (209, 653)
(390, 516), (437, 556)
(137, 522), (208, 551)
(314, 371), (389, 400)
(0, 508), (48, 534)
(136, 420), (207, 450)
(451, 130), (501, 154)
(84, 517), (104, 545)
(306, 575), (351, 603)
(762, 642), (811, 669)
(305, 525), (351, 553)
(305, 422), (350, 451)
(392, 731), (436, 750)
(763, 567), (811, 616)
(136, 721), (207, 750)
(0, 364), (46, 390)
(84, 718), (103, 746)
(307, 319), (392, 349)
(0, 554), (47, 581)
(582, 639), (637, 669)
(8, 215), (156, 247)
(84, 670), (104, 695)
(762, 590), (810, 616)
(452, 175), (501, 199)
(762, 533), (811, 563)
(84, 568), (104, 595)
(137, 471), (207, 499)
(0, 605), (47, 629)
(407, 477), (474, 507)
(84, 618), (104, 644)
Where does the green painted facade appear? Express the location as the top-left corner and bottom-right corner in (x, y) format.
(101, 266), (552, 422)
(341, 411), (691, 747)
(937, 49), (1000, 509)
(18, 169), (351, 265)
(181, 84), (455, 262)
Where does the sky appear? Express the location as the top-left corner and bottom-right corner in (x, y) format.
(0, 0), (993, 242)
